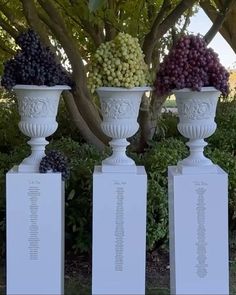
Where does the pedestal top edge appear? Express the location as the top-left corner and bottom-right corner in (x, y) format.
(168, 165), (227, 176)
(7, 166), (63, 178)
(94, 165), (147, 176)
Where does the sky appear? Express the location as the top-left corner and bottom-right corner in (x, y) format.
(188, 8), (236, 69)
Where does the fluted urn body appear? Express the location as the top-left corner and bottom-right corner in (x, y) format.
(96, 87), (151, 173)
(14, 85), (70, 173)
(173, 87), (220, 173)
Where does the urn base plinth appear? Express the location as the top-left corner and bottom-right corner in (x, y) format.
(102, 162), (137, 173)
(177, 162), (218, 174)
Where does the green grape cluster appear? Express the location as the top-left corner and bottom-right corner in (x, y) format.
(88, 32), (150, 93)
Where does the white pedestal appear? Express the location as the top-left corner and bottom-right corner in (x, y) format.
(92, 166), (147, 295)
(6, 167), (64, 295)
(168, 165), (229, 295)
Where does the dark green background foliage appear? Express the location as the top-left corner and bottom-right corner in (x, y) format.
(1, 96), (236, 256)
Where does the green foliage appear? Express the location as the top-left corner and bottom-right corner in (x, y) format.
(205, 147), (236, 231)
(155, 112), (180, 140)
(53, 100), (85, 143)
(208, 101), (236, 153)
(50, 138), (108, 253)
(0, 92), (24, 153)
(88, 0), (106, 12)
(142, 138), (188, 250)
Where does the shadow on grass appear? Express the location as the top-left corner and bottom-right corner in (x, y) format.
(65, 281), (169, 295)
(2, 261), (236, 295)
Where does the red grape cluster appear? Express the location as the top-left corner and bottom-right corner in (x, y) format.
(155, 34), (229, 96)
(2, 29), (72, 90)
(39, 150), (70, 181)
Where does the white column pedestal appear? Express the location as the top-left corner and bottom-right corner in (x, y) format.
(6, 167), (64, 295)
(92, 166), (147, 295)
(168, 165), (229, 295)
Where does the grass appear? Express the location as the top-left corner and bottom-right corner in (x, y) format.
(163, 95), (176, 108)
(0, 271), (170, 295)
(65, 282), (169, 295)
(63, 262), (236, 294)
(1, 225), (236, 295)
(1, 260), (236, 294)
(2, 264), (236, 295)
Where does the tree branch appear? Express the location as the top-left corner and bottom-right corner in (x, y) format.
(157, 0), (196, 39)
(0, 38), (16, 55)
(37, 0), (87, 86)
(0, 15), (19, 39)
(143, 0), (196, 64)
(143, 0), (171, 64)
(20, 0), (52, 47)
(104, 0), (117, 41)
(0, 3), (25, 32)
(54, 0), (104, 46)
(203, 0), (235, 44)
(37, 0), (108, 144)
(63, 91), (106, 150)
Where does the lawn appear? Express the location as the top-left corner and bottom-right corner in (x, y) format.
(163, 95), (176, 108)
(2, 259), (236, 294)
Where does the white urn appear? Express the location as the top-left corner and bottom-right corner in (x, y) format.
(173, 87), (220, 173)
(13, 85), (70, 173)
(96, 87), (151, 173)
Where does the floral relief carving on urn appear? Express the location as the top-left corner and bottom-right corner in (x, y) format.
(18, 96), (59, 118)
(100, 97), (139, 120)
(177, 98), (217, 120)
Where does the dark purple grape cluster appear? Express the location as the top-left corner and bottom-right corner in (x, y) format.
(39, 150), (70, 181)
(155, 34), (229, 96)
(2, 29), (72, 90)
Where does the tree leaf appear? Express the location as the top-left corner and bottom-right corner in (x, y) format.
(68, 189), (75, 200)
(88, 0), (106, 12)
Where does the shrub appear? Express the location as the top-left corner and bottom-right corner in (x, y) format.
(142, 138), (188, 250)
(205, 147), (236, 231)
(0, 98), (24, 153)
(49, 138), (108, 253)
(155, 111), (180, 140)
(207, 101), (236, 153)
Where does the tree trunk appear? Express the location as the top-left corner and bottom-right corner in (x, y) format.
(63, 91), (106, 150)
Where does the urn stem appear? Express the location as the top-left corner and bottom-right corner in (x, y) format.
(180, 139), (213, 167)
(18, 138), (49, 172)
(103, 138), (134, 166)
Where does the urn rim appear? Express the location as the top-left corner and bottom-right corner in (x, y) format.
(96, 86), (152, 92)
(172, 86), (220, 93)
(13, 84), (71, 91)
